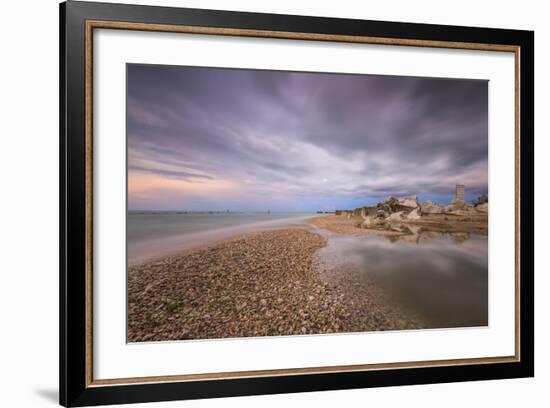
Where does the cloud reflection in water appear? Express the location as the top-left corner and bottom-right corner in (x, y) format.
(317, 232), (488, 328)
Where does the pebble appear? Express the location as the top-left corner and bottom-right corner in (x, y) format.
(127, 225), (425, 343)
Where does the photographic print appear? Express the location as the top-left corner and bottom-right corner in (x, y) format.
(126, 64), (489, 342)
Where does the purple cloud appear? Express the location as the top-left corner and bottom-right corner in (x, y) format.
(127, 64), (488, 211)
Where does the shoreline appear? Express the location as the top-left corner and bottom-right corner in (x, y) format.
(128, 228), (347, 342)
(128, 214), (486, 342)
(127, 224), (424, 342)
(128, 214), (320, 266)
(307, 214), (488, 237)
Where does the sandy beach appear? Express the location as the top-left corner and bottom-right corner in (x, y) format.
(127, 221), (426, 342)
(307, 214), (488, 236)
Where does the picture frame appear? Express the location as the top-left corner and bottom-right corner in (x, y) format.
(60, 1), (534, 406)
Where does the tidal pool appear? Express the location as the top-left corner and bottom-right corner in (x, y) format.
(316, 231), (488, 329)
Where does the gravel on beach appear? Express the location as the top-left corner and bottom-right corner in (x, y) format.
(128, 222), (427, 342)
(128, 228), (350, 342)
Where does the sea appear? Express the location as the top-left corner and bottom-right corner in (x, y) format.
(127, 211), (317, 265)
(315, 232), (488, 328)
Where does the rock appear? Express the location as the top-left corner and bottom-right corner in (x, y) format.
(405, 224), (422, 235)
(475, 202), (488, 213)
(389, 223), (405, 232)
(386, 211), (404, 222)
(361, 215), (387, 229)
(361, 215), (376, 228)
(358, 206), (377, 219)
(446, 205), (477, 216)
(398, 195), (420, 208)
(421, 202), (443, 214)
(446, 209), (473, 216)
(376, 209), (386, 218)
(443, 205), (456, 213)
(406, 208), (421, 220)
(378, 197), (400, 212)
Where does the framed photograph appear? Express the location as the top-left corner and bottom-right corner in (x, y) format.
(60, 1), (534, 406)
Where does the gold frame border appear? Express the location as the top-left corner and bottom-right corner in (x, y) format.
(84, 20), (521, 388)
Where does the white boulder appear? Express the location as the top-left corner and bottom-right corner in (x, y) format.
(406, 208), (421, 220)
(475, 203), (488, 213)
(421, 202), (444, 214)
(386, 211), (404, 222)
(398, 195), (420, 208)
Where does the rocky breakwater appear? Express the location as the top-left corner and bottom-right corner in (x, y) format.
(337, 195), (488, 236)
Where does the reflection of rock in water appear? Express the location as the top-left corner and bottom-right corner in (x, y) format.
(314, 232), (488, 330)
(449, 232), (471, 244)
(378, 225), (471, 245)
(396, 234), (419, 245)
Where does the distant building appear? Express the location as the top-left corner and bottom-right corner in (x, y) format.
(452, 184), (465, 206)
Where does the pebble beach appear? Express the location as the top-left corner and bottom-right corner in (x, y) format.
(127, 222), (424, 342)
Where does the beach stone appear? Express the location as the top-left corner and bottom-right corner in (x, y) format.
(443, 205), (456, 213)
(361, 215), (377, 228)
(475, 203), (489, 213)
(127, 228), (348, 342)
(406, 208), (421, 220)
(446, 209), (472, 216)
(421, 202), (443, 215)
(398, 195), (420, 208)
(386, 211), (404, 222)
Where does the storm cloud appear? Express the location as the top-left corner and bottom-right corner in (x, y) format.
(127, 64), (488, 211)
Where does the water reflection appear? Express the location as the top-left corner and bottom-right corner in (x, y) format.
(317, 231), (488, 329)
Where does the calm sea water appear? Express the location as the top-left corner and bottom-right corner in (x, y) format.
(315, 232), (488, 328)
(128, 211), (316, 242)
(127, 211), (316, 265)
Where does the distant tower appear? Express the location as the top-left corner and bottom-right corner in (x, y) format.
(453, 184), (465, 206)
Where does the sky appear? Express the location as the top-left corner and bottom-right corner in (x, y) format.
(127, 64), (488, 212)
